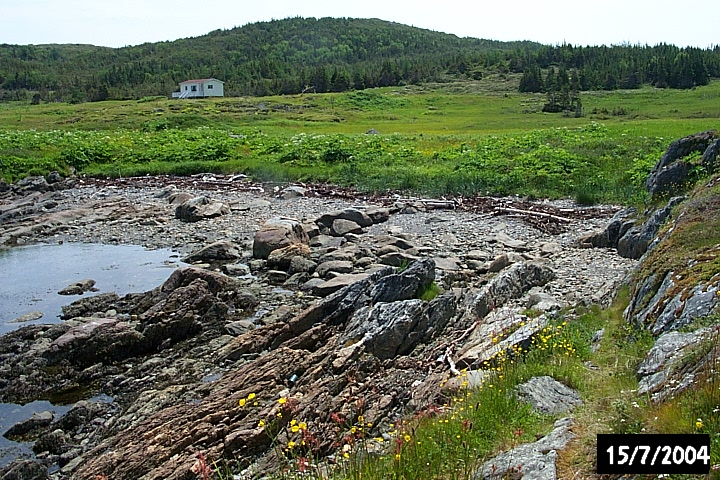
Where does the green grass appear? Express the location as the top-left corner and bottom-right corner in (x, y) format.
(2, 80), (720, 202)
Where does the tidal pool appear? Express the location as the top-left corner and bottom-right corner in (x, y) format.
(0, 243), (181, 336)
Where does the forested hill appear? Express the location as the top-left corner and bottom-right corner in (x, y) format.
(0, 16), (719, 103)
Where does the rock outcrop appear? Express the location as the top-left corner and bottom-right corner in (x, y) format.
(646, 131), (718, 196)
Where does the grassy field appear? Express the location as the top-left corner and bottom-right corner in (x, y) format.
(1, 78), (719, 203)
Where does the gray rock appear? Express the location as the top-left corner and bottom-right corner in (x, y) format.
(0, 459), (48, 480)
(646, 131), (718, 196)
(317, 208), (374, 229)
(540, 242), (562, 256)
(342, 292), (456, 359)
(488, 253), (511, 273)
(15, 176), (51, 193)
(701, 138), (720, 172)
(279, 186), (307, 199)
(652, 283), (719, 334)
(9, 310), (43, 323)
(284, 272), (310, 287)
(252, 217), (309, 259)
(175, 196), (230, 222)
(168, 191), (194, 206)
(442, 370), (489, 392)
(637, 328), (713, 401)
(302, 222), (320, 239)
(181, 241), (241, 263)
(267, 270), (289, 285)
(45, 171), (62, 184)
(464, 262), (556, 321)
(266, 244), (311, 270)
(225, 320), (256, 335)
(311, 274), (370, 297)
(527, 291), (565, 314)
(490, 232), (528, 251)
(58, 279), (96, 295)
(433, 256), (460, 271)
(466, 250), (491, 261)
(309, 234), (338, 248)
(474, 418), (575, 480)
(458, 308), (549, 368)
(33, 429), (71, 455)
(5, 411), (54, 438)
(330, 218), (363, 237)
(61, 292), (120, 320)
(288, 256), (317, 274)
(371, 258), (435, 304)
(378, 251), (420, 267)
(222, 263), (251, 276)
(617, 196), (685, 259)
(375, 235), (415, 250)
(515, 376), (582, 414)
(316, 260), (354, 278)
(230, 198), (271, 211)
(365, 207), (391, 224)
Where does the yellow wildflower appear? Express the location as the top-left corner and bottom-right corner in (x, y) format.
(278, 397), (287, 405)
(287, 441), (295, 449)
(238, 398), (246, 407)
(258, 419), (265, 428)
(291, 425), (300, 433)
(298, 422), (307, 430)
(404, 434), (411, 442)
(247, 393), (256, 400)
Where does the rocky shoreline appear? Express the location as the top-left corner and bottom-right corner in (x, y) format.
(0, 173), (636, 479)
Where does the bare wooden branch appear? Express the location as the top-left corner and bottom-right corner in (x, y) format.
(493, 206), (572, 223)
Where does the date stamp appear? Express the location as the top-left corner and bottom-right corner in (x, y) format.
(597, 434), (711, 474)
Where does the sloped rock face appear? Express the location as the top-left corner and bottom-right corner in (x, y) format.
(473, 418), (576, 480)
(515, 376), (582, 415)
(616, 196), (685, 259)
(462, 262), (556, 322)
(71, 258), (453, 480)
(637, 328), (717, 403)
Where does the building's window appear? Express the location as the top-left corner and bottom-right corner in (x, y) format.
(184, 86), (188, 90)
(191, 85), (197, 92)
(207, 84), (213, 89)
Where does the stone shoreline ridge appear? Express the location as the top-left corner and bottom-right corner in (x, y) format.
(5, 139), (708, 480)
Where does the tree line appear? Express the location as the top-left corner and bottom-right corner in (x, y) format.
(0, 17), (718, 103)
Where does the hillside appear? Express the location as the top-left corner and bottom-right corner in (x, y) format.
(1, 17), (719, 103)
(0, 17), (540, 102)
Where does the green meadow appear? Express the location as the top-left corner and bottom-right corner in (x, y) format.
(1, 78), (719, 204)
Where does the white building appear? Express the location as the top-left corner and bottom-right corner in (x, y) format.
(172, 78), (224, 98)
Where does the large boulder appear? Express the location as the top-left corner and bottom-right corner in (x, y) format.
(252, 217), (309, 259)
(175, 196), (230, 222)
(646, 131), (718, 196)
(181, 241), (241, 263)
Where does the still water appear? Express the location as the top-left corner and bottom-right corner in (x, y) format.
(0, 243), (181, 336)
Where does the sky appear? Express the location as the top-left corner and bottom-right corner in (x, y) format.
(2, 0), (717, 49)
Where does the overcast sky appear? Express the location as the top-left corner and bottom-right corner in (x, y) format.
(2, 0), (717, 49)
